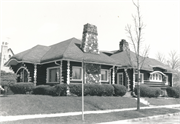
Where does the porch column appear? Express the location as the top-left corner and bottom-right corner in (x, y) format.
(34, 64), (37, 86)
(112, 66), (115, 84)
(99, 65), (101, 84)
(60, 60), (62, 84)
(124, 68), (130, 91)
(133, 68), (135, 89)
(67, 60), (70, 84)
(171, 74), (173, 87)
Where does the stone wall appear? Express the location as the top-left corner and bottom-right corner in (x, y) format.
(85, 63), (101, 84)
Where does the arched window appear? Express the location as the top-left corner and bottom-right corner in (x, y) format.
(149, 72), (162, 82)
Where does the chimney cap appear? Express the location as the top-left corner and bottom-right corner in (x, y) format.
(83, 23), (98, 35)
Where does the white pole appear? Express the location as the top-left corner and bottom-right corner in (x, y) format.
(82, 59), (84, 121)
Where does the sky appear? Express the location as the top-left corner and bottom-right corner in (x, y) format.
(0, 0), (180, 59)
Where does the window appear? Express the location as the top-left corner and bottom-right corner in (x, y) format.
(149, 73), (162, 82)
(135, 73), (144, 83)
(72, 66), (82, 80)
(101, 69), (108, 82)
(117, 73), (123, 85)
(47, 67), (60, 83)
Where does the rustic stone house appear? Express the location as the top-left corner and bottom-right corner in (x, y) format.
(5, 23), (173, 91)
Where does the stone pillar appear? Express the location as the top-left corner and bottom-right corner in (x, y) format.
(124, 68), (130, 91)
(81, 23), (99, 54)
(34, 64), (37, 86)
(133, 68), (135, 89)
(60, 61), (62, 84)
(112, 67), (115, 84)
(67, 61), (70, 85)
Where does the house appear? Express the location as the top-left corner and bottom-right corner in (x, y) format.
(5, 23), (173, 91)
(0, 42), (14, 72)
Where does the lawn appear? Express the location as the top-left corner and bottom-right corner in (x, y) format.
(145, 97), (180, 105)
(0, 95), (180, 116)
(0, 95), (146, 116)
(0, 108), (180, 124)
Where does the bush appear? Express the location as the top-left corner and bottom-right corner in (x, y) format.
(1, 70), (17, 83)
(69, 84), (114, 96)
(0, 81), (15, 95)
(166, 86), (180, 98)
(112, 84), (127, 96)
(32, 85), (56, 96)
(69, 84), (82, 96)
(10, 82), (34, 94)
(134, 85), (161, 97)
(84, 84), (114, 96)
(54, 84), (67, 96)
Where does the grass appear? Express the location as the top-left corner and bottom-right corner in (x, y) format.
(0, 95), (146, 116)
(0, 108), (180, 124)
(144, 97), (180, 105)
(0, 95), (180, 116)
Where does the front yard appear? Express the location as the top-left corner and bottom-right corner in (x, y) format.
(0, 95), (180, 116)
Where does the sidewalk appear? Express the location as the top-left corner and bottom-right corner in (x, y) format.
(1, 104), (180, 123)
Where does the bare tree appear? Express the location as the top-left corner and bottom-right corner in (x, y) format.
(156, 52), (166, 64)
(156, 51), (180, 86)
(167, 51), (180, 71)
(125, 0), (149, 110)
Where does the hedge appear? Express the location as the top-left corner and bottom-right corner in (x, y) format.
(166, 86), (180, 98)
(54, 84), (67, 96)
(84, 84), (114, 96)
(69, 84), (114, 96)
(134, 85), (161, 97)
(32, 84), (67, 96)
(69, 84), (82, 96)
(10, 82), (34, 94)
(112, 84), (127, 96)
(32, 85), (56, 96)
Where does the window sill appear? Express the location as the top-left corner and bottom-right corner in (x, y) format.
(71, 79), (82, 81)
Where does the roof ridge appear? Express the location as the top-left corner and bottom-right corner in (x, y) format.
(62, 38), (77, 58)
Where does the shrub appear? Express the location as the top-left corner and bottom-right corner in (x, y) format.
(69, 84), (82, 96)
(69, 84), (114, 96)
(166, 86), (180, 98)
(134, 85), (161, 97)
(54, 84), (67, 96)
(101, 84), (114, 96)
(84, 84), (114, 96)
(32, 85), (56, 96)
(10, 82), (34, 94)
(112, 84), (127, 96)
(1, 70), (17, 83)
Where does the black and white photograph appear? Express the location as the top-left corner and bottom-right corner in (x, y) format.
(0, 0), (180, 123)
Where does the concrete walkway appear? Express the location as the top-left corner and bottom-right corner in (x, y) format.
(0, 104), (180, 122)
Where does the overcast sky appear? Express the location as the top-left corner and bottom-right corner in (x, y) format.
(1, 0), (179, 59)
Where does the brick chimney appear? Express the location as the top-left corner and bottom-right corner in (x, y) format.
(81, 23), (100, 54)
(119, 39), (129, 52)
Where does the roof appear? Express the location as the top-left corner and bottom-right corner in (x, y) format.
(110, 50), (173, 72)
(6, 38), (118, 66)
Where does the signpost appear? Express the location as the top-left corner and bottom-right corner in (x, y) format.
(82, 59), (85, 121)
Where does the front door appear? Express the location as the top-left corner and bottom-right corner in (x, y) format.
(17, 68), (28, 82)
(117, 73), (123, 85)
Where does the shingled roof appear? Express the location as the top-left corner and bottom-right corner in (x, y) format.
(6, 38), (118, 66)
(110, 50), (173, 72)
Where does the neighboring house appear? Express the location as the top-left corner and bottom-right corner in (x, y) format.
(0, 42), (14, 72)
(5, 23), (173, 91)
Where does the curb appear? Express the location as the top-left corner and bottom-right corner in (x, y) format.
(97, 112), (180, 124)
